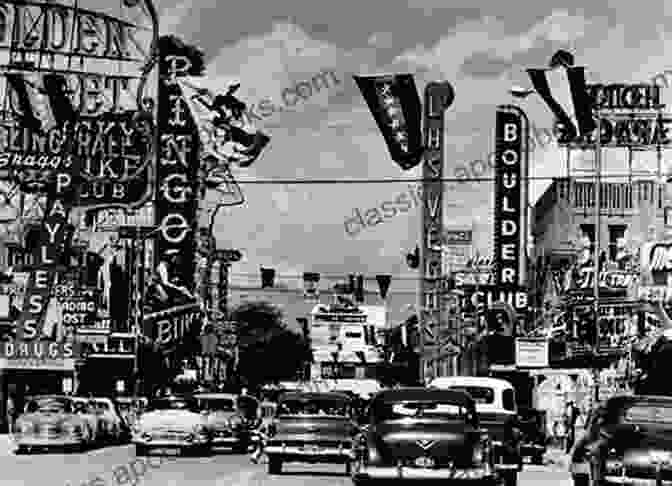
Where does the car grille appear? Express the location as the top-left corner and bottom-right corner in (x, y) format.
(625, 466), (672, 481)
(214, 430), (232, 438)
(271, 439), (350, 449)
(150, 430), (190, 441)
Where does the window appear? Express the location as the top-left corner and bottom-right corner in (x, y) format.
(448, 386), (495, 404)
(580, 224), (595, 248)
(502, 389), (516, 412)
(608, 225), (626, 262)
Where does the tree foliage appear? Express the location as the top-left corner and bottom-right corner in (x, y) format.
(230, 301), (311, 388)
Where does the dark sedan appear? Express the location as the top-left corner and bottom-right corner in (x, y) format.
(570, 394), (672, 486)
(265, 391), (357, 474)
(351, 387), (502, 485)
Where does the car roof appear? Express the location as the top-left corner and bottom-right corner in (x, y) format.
(194, 393), (237, 400)
(430, 376), (514, 390)
(279, 391), (351, 402)
(371, 387), (476, 407)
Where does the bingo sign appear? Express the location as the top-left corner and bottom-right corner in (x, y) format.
(494, 106), (529, 291)
(155, 44), (200, 289)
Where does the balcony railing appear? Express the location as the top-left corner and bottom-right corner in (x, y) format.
(550, 178), (666, 213)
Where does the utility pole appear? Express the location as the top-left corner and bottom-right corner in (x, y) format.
(593, 113), (603, 404)
(119, 225), (155, 395)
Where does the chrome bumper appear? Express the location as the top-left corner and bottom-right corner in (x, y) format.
(212, 437), (240, 445)
(133, 437), (209, 447)
(14, 436), (83, 446)
(354, 465), (494, 480)
(605, 476), (672, 485)
(266, 445), (355, 459)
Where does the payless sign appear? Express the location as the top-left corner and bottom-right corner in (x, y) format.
(494, 106), (528, 290)
(155, 50), (199, 289)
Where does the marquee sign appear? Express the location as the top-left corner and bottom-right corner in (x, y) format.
(155, 46), (199, 289)
(420, 82), (453, 347)
(494, 106), (528, 291)
(639, 240), (672, 301)
(143, 303), (202, 349)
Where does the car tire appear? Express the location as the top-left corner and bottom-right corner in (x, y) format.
(573, 474), (589, 486)
(15, 445), (28, 455)
(532, 453), (544, 465)
(233, 441), (248, 454)
(503, 470), (518, 486)
(136, 445), (148, 456)
(345, 461), (352, 476)
(268, 456), (282, 475)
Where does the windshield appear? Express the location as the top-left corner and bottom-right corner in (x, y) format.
(26, 398), (72, 414)
(446, 386), (495, 404)
(624, 402), (672, 425)
(278, 399), (350, 417)
(150, 398), (198, 412)
(374, 400), (471, 422)
(200, 399), (235, 412)
(90, 401), (111, 411)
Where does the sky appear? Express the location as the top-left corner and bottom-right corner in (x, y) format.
(154, 0), (672, 292)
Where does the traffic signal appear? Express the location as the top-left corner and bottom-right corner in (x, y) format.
(406, 246), (419, 269)
(260, 267), (275, 288)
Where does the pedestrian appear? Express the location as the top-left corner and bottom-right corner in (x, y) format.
(565, 401), (579, 453)
(6, 393), (16, 433)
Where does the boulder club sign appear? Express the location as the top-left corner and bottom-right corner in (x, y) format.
(494, 106), (528, 290)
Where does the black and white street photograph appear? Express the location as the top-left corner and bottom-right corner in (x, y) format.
(0, 1), (670, 486)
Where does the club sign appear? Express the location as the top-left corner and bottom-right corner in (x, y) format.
(494, 106), (528, 290)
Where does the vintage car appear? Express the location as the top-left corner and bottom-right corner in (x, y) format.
(570, 394), (672, 486)
(517, 407), (548, 465)
(132, 394), (213, 456)
(194, 393), (258, 453)
(13, 396), (98, 453)
(265, 391), (357, 474)
(430, 376), (522, 485)
(115, 397), (148, 428)
(89, 397), (132, 444)
(352, 387), (502, 485)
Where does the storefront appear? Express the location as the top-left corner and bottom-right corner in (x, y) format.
(0, 341), (78, 432)
(78, 333), (136, 396)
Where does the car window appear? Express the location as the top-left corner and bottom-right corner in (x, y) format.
(375, 400), (471, 422)
(447, 386), (495, 404)
(502, 389), (516, 411)
(624, 403), (672, 425)
(200, 399), (235, 412)
(90, 401), (111, 412)
(278, 399), (350, 417)
(149, 398), (198, 412)
(26, 398), (72, 414)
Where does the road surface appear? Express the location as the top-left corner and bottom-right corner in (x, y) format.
(0, 442), (572, 486)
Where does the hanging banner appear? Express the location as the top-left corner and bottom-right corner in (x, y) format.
(494, 106), (528, 291)
(155, 37), (201, 291)
(353, 74), (426, 170)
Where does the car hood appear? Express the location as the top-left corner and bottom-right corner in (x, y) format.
(371, 420), (480, 466)
(138, 410), (206, 431)
(273, 416), (355, 439)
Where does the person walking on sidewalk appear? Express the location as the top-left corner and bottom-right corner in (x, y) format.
(565, 401), (579, 453)
(6, 393), (16, 433)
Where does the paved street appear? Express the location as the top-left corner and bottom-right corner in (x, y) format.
(0, 442), (572, 486)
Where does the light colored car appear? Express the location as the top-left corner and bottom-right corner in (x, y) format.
(195, 393), (256, 453)
(13, 396), (96, 453)
(430, 376), (522, 486)
(132, 395), (212, 456)
(88, 397), (131, 444)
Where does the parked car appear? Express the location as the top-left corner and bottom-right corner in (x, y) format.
(13, 396), (97, 453)
(517, 407), (547, 465)
(132, 395), (212, 456)
(265, 391), (357, 474)
(570, 394), (672, 486)
(352, 387), (502, 485)
(88, 397), (132, 444)
(115, 397), (147, 429)
(430, 376), (522, 486)
(195, 393), (256, 453)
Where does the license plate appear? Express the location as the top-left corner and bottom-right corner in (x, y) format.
(415, 457), (435, 468)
